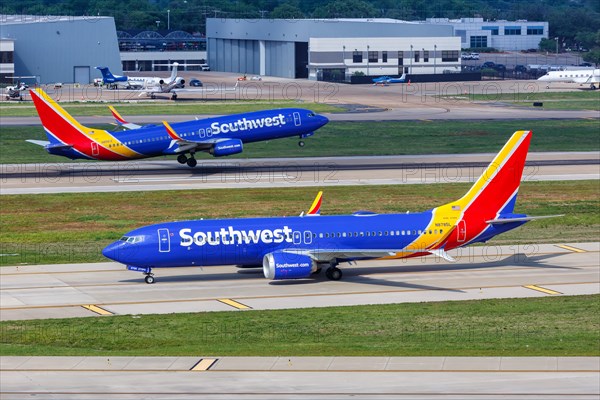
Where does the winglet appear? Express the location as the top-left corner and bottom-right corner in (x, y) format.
(109, 105), (127, 124)
(163, 120), (183, 141)
(306, 191), (323, 216)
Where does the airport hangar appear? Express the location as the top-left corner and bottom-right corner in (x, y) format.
(0, 14), (122, 84)
(206, 18), (461, 81)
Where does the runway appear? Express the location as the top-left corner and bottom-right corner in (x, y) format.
(2, 356), (599, 399)
(1, 152), (598, 194)
(1, 242), (597, 321)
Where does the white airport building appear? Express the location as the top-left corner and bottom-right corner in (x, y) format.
(425, 18), (549, 51)
(206, 18), (461, 80)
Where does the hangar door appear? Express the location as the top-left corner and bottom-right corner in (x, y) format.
(74, 66), (90, 84)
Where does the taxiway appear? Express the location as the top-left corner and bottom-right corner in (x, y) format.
(1, 242), (597, 321)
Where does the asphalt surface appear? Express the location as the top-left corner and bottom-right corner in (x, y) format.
(1, 152), (598, 194)
(1, 242), (597, 321)
(2, 356), (599, 399)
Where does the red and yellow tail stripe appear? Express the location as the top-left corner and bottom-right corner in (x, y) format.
(162, 120), (184, 141)
(307, 191), (323, 215)
(108, 105), (127, 124)
(30, 89), (144, 160)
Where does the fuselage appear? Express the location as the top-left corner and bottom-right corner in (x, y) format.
(43, 108), (328, 161)
(102, 211), (525, 269)
(537, 69), (600, 83)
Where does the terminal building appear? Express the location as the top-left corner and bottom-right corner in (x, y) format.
(425, 18), (549, 51)
(206, 18), (461, 80)
(0, 14), (122, 84)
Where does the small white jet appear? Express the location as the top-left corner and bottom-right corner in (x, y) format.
(537, 68), (599, 89)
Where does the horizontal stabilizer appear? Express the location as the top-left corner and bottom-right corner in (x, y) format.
(26, 139), (50, 147)
(428, 249), (456, 262)
(486, 215), (564, 224)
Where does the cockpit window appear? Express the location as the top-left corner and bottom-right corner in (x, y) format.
(120, 235), (144, 244)
(307, 112), (315, 117)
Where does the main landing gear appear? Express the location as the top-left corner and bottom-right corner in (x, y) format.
(298, 140), (305, 147)
(324, 262), (342, 281)
(177, 153), (197, 168)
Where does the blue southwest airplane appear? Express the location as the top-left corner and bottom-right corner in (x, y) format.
(103, 130), (560, 284)
(26, 89), (329, 167)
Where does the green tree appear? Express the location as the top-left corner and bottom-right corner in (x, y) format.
(582, 49), (600, 66)
(270, 3), (304, 19)
(313, 0), (378, 18)
(539, 38), (558, 53)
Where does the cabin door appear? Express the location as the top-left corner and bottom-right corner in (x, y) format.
(158, 228), (171, 252)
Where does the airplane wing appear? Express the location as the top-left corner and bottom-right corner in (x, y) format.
(108, 106), (142, 130)
(171, 81), (239, 95)
(283, 247), (456, 263)
(162, 121), (233, 153)
(26, 140), (74, 151)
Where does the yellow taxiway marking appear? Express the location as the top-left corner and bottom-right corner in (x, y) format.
(81, 304), (113, 315)
(556, 244), (587, 253)
(523, 285), (563, 295)
(218, 298), (252, 310)
(191, 358), (217, 371)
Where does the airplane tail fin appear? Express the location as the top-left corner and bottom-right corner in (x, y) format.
(29, 88), (94, 146)
(434, 131), (532, 247)
(96, 66), (115, 81)
(169, 62), (179, 83)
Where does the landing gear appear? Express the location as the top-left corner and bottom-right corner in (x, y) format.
(151, 94), (156, 99)
(177, 154), (188, 164)
(298, 140), (305, 147)
(144, 273), (155, 284)
(591, 84), (597, 90)
(186, 157), (197, 168)
(171, 94), (178, 100)
(325, 266), (342, 281)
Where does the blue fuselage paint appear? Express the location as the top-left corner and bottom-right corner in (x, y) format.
(103, 212), (437, 269)
(66, 108), (328, 160)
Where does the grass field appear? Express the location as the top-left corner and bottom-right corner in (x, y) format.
(2, 119), (599, 164)
(1, 181), (598, 266)
(0, 100), (344, 117)
(1, 295), (598, 356)
(459, 91), (600, 110)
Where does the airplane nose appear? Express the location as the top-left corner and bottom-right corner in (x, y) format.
(318, 115), (329, 127)
(102, 241), (119, 261)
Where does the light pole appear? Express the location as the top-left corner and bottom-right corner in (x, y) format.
(554, 36), (559, 65)
(434, 44), (437, 74)
(167, 9), (170, 31)
(410, 44), (413, 74)
(367, 45), (370, 76)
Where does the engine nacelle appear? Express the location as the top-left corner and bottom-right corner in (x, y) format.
(159, 79), (165, 85)
(175, 77), (185, 88)
(210, 139), (243, 157)
(263, 252), (317, 280)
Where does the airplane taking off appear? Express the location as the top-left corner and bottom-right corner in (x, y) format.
(26, 89), (328, 167)
(537, 69), (599, 89)
(372, 74), (407, 85)
(103, 131), (561, 283)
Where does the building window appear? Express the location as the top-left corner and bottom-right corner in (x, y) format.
(382, 51), (388, 63)
(398, 52), (403, 65)
(414, 51), (419, 62)
(470, 36), (488, 48)
(368, 51), (378, 63)
(482, 26), (499, 35)
(527, 26), (544, 35)
(441, 50), (459, 62)
(0, 51), (13, 64)
(352, 50), (363, 63)
(504, 26), (522, 35)
(423, 51), (429, 62)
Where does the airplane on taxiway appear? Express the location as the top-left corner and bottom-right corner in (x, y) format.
(103, 130), (561, 283)
(372, 74), (407, 85)
(26, 88), (329, 167)
(95, 66), (136, 89)
(537, 68), (599, 89)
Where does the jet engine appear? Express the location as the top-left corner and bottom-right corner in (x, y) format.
(210, 139), (243, 157)
(263, 251), (317, 280)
